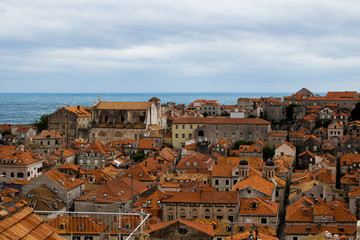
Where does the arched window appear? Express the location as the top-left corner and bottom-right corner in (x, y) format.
(198, 130), (204, 137)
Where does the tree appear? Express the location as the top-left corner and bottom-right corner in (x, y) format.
(234, 140), (253, 150)
(132, 153), (144, 162)
(351, 101), (360, 121)
(34, 114), (49, 133)
(263, 146), (275, 160)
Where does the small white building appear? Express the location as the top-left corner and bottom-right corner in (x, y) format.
(0, 145), (44, 183)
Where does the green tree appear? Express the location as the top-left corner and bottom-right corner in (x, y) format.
(132, 153), (144, 162)
(234, 140), (253, 150)
(351, 101), (360, 121)
(34, 114), (49, 133)
(263, 146), (275, 160)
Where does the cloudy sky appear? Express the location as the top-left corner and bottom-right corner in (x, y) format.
(1, 0), (360, 93)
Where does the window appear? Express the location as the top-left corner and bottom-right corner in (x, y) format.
(168, 215), (173, 221)
(175, 134), (178, 138)
(84, 237), (93, 240)
(189, 134), (192, 138)
(193, 162), (198, 167)
(2, 172), (5, 177)
(186, 162), (190, 166)
(225, 180), (230, 185)
(261, 218), (267, 224)
(72, 237), (81, 240)
(182, 134), (185, 138)
(190, 125), (193, 129)
(215, 180), (219, 185)
(182, 125), (185, 129)
(11, 172), (14, 178)
(176, 125), (178, 129)
(17, 173), (24, 178)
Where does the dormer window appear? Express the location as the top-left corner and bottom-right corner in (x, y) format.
(79, 225), (84, 231)
(59, 224), (65, 230)
(193, 162), (198, 167)
(250, 202), (257, 209)
(186, 162), (190, 167)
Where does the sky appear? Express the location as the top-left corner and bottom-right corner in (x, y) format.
(1, 0), (360, 93)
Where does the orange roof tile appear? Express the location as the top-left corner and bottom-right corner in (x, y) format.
(96, 101), (153, 110)
(45, 170), (85, 190)
(239, 197), (278, 216)
(57, 106), (91, 117)
(0, 201), (63, 240)
(148, 219), (214, 236)
(232, 174), (275, 197)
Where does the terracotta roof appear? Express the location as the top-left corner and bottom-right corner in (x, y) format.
(268, 132), (287, 137)
(325, 91), (358, 98)
(48, 216), (108, 235)
(239, 197), (278, 216)
(96, 101), (153, 110)
(0, 124), (11, 131)
(84, 142), (114, 157)
(56, 163), (85, 174)
(31, 130), (64, 140)
(341, 153), (360, 165)
(0, 145), (43, 165)
(176, 153), (215, 170)
(15, 126), (35, 133)
(172, 117), (270, 125)
(212, 164), (236, 177)
(0, 201), (64, 240)
(45, 170), (85, 190)
(226, 232), (278, 240)
(84, 168), (114, 184)
(76, 176), (148, 203)
(57, 106), (91, 117)
(148, 219), (214, 236)
(54, 149), (76, 158)
(298, 150), (316, 158)
(20, 184), (66, 211)
(232, 174), (275, 197)
(285, 225), (356, 236)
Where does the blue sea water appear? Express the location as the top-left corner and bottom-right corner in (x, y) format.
(0, 92), (289, 124)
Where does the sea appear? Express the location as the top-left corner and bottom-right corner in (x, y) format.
(0, 92), (291, 124)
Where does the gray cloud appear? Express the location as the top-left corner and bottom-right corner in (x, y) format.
(0, 0), (360, 92)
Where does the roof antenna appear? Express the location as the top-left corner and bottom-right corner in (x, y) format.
(98, 92), (100, 101)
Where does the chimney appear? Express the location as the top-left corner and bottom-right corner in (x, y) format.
(19, 145), (25, 152)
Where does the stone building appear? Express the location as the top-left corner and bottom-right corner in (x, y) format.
(264, 103), (286, 123)
(268, 132), (287, 148)
(22, 169), (85, 210)
(48, 105), (92, 143)
(188, 99), (221, 116)
(0, 145), (44, 183)
(238, 197), (279, 227)
(148, 219), (214, 240)
(347, 121), (360, 137)
(77, 142), (117, 170)
(89, 98), (161, 143)
(161, 191), (239, 222)
(30, 130), (65, 153)
(171, 117), (270, 149)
